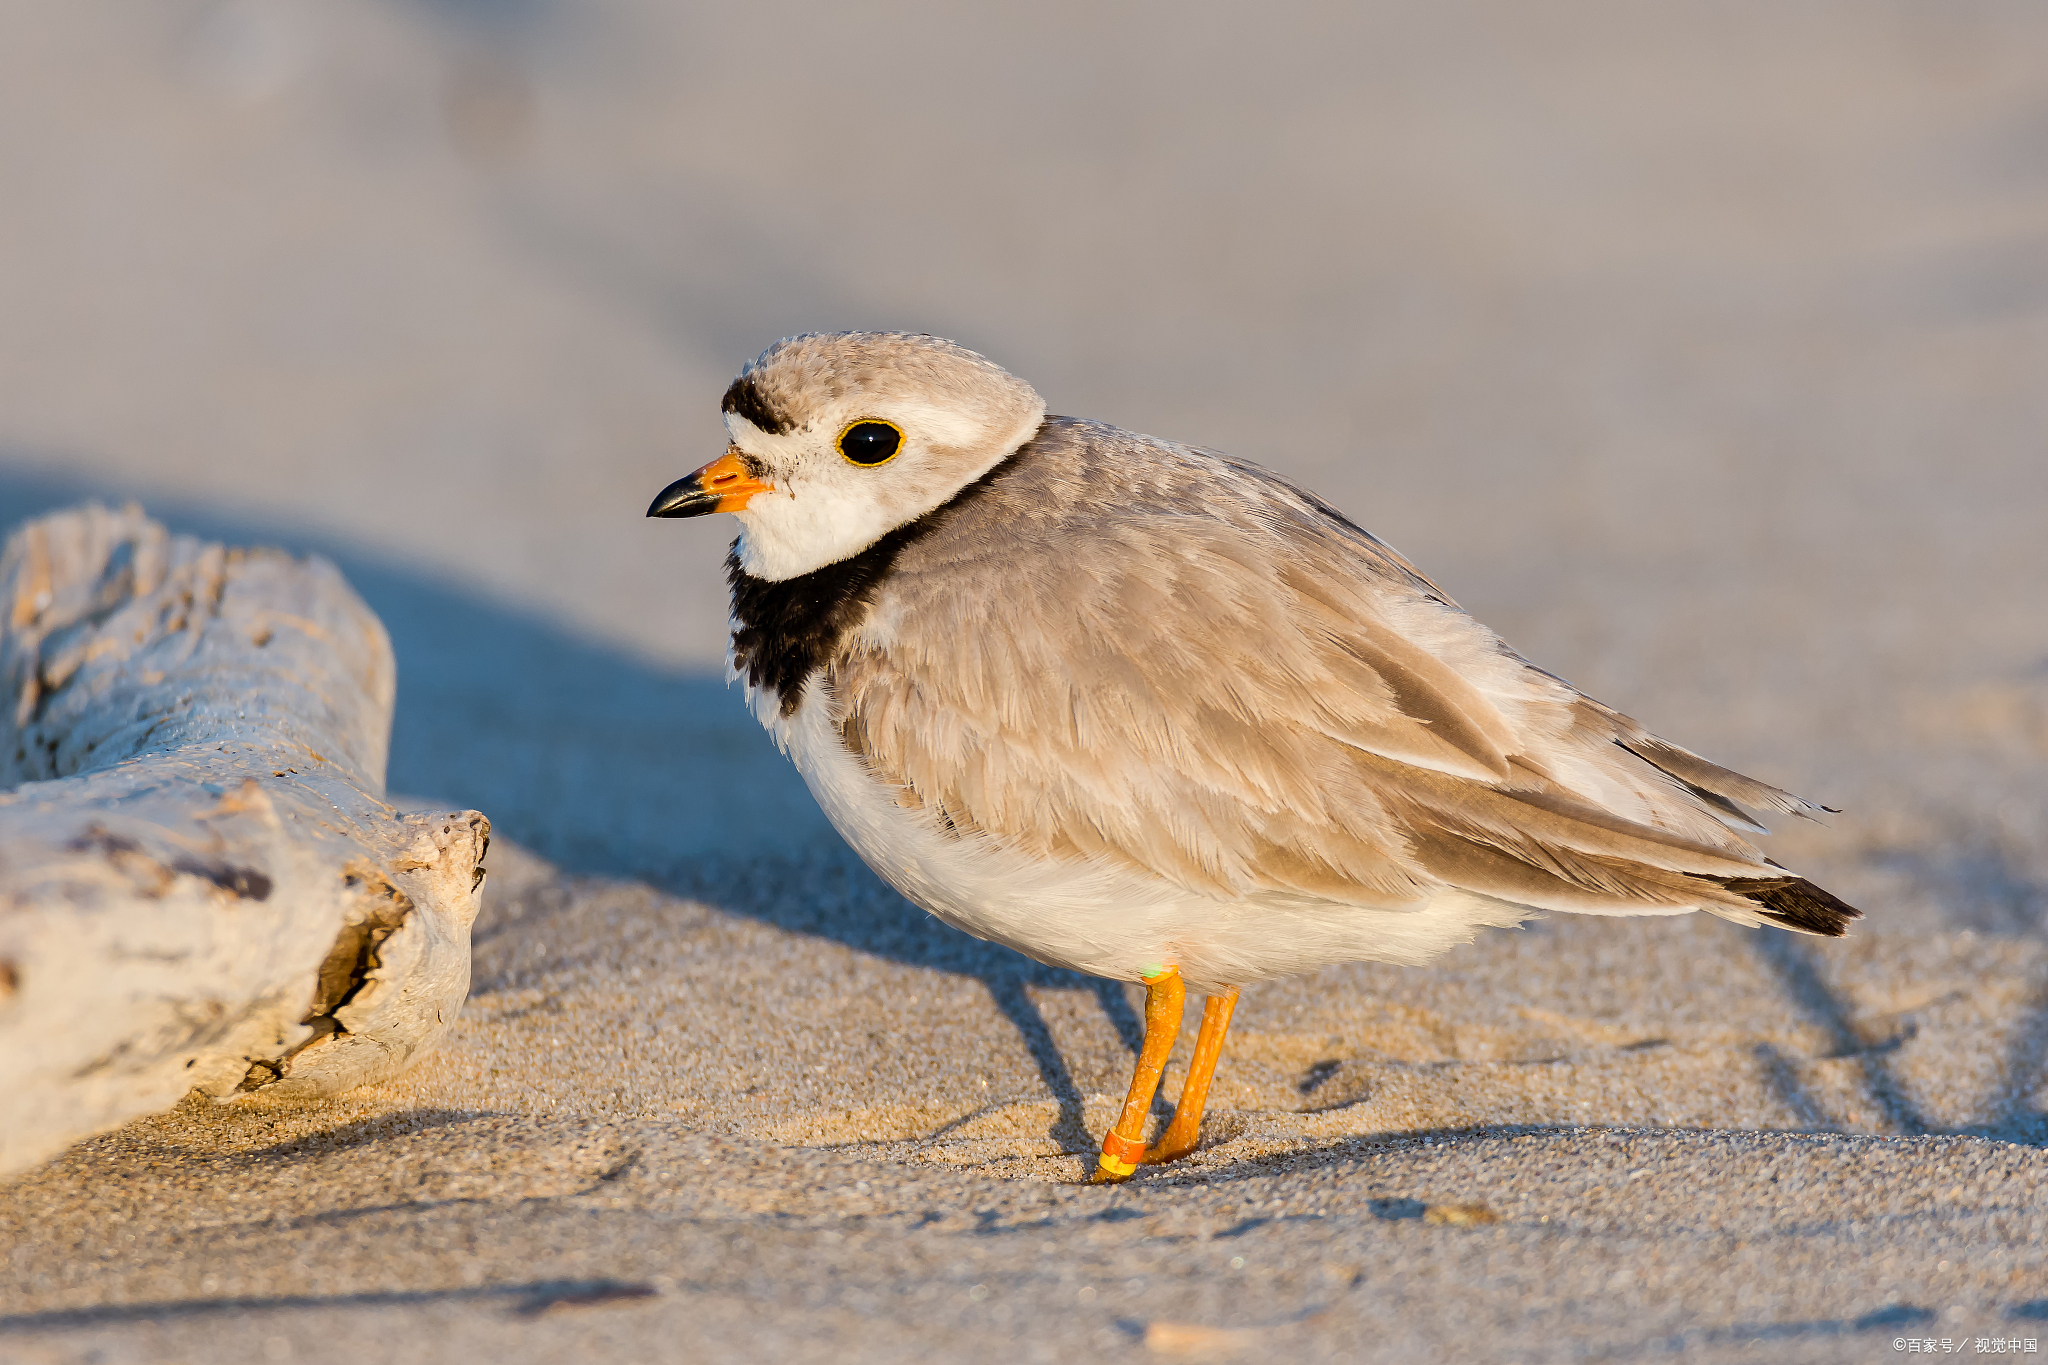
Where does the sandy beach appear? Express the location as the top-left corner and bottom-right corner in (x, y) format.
(7, 843), (2048, 1361)
(3, 1), (2048, 1359)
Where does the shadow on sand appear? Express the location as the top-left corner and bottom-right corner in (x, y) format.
(0, 1278), (666, 1332)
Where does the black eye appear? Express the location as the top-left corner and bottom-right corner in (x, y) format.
(837, 420), (903, 466)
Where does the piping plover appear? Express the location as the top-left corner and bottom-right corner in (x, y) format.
(649, 332), (1861, 1182)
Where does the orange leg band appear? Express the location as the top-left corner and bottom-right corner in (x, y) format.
(1093, 967), (1185, 1183)
(1147, 985), (1240, 1165)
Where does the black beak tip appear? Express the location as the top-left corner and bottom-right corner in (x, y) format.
(647, 476), (706, 518)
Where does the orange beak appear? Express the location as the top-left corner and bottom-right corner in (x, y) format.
(646, 449), (775, 518)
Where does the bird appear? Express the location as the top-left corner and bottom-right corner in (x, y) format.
(647, 331), (1861, 1183)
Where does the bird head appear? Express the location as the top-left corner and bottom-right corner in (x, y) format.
(647, 332), (1045, 581)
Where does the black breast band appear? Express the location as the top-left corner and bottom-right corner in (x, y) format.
(726, 450), (1024, 715)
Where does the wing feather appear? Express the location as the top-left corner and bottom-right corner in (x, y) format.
(829, 418), (1846, 930)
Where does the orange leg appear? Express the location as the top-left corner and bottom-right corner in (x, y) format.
(1146, 986), (1239, 1164)
(1092, 966), (1185, 1183)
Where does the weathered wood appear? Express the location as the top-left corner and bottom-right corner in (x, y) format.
(0, 504), (488, 1176)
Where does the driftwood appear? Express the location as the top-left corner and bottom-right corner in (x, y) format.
(0, 505), (488, 1177)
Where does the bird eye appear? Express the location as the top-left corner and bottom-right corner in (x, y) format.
(836, 419), (903, 467)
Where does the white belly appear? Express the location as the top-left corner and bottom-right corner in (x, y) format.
(748, 677), (1530, 993)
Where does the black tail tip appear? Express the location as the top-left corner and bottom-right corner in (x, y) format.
(1724, 876), (1863, 937)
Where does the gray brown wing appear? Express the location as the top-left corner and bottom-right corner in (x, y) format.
(832, 423), (1857, 935)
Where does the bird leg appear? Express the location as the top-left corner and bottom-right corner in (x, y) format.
(1092, 965), (1184, 1183)
(1146, 985), (1239, 1165)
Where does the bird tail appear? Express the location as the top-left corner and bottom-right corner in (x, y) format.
(1707, 874), (1862, 937)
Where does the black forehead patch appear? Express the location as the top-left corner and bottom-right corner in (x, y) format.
(720, 374), (795, 436)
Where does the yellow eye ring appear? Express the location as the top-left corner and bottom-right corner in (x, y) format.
(836, 418), (904, 467)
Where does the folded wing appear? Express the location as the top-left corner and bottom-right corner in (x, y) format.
(831, 421), (1859, 937)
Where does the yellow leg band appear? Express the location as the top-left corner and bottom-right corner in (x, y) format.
(1096, 1151), (1138, 1179)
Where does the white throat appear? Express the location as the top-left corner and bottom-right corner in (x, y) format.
(730, 487), (903, 581)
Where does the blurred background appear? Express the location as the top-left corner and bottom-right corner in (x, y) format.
(1, 0), (2044, 932)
